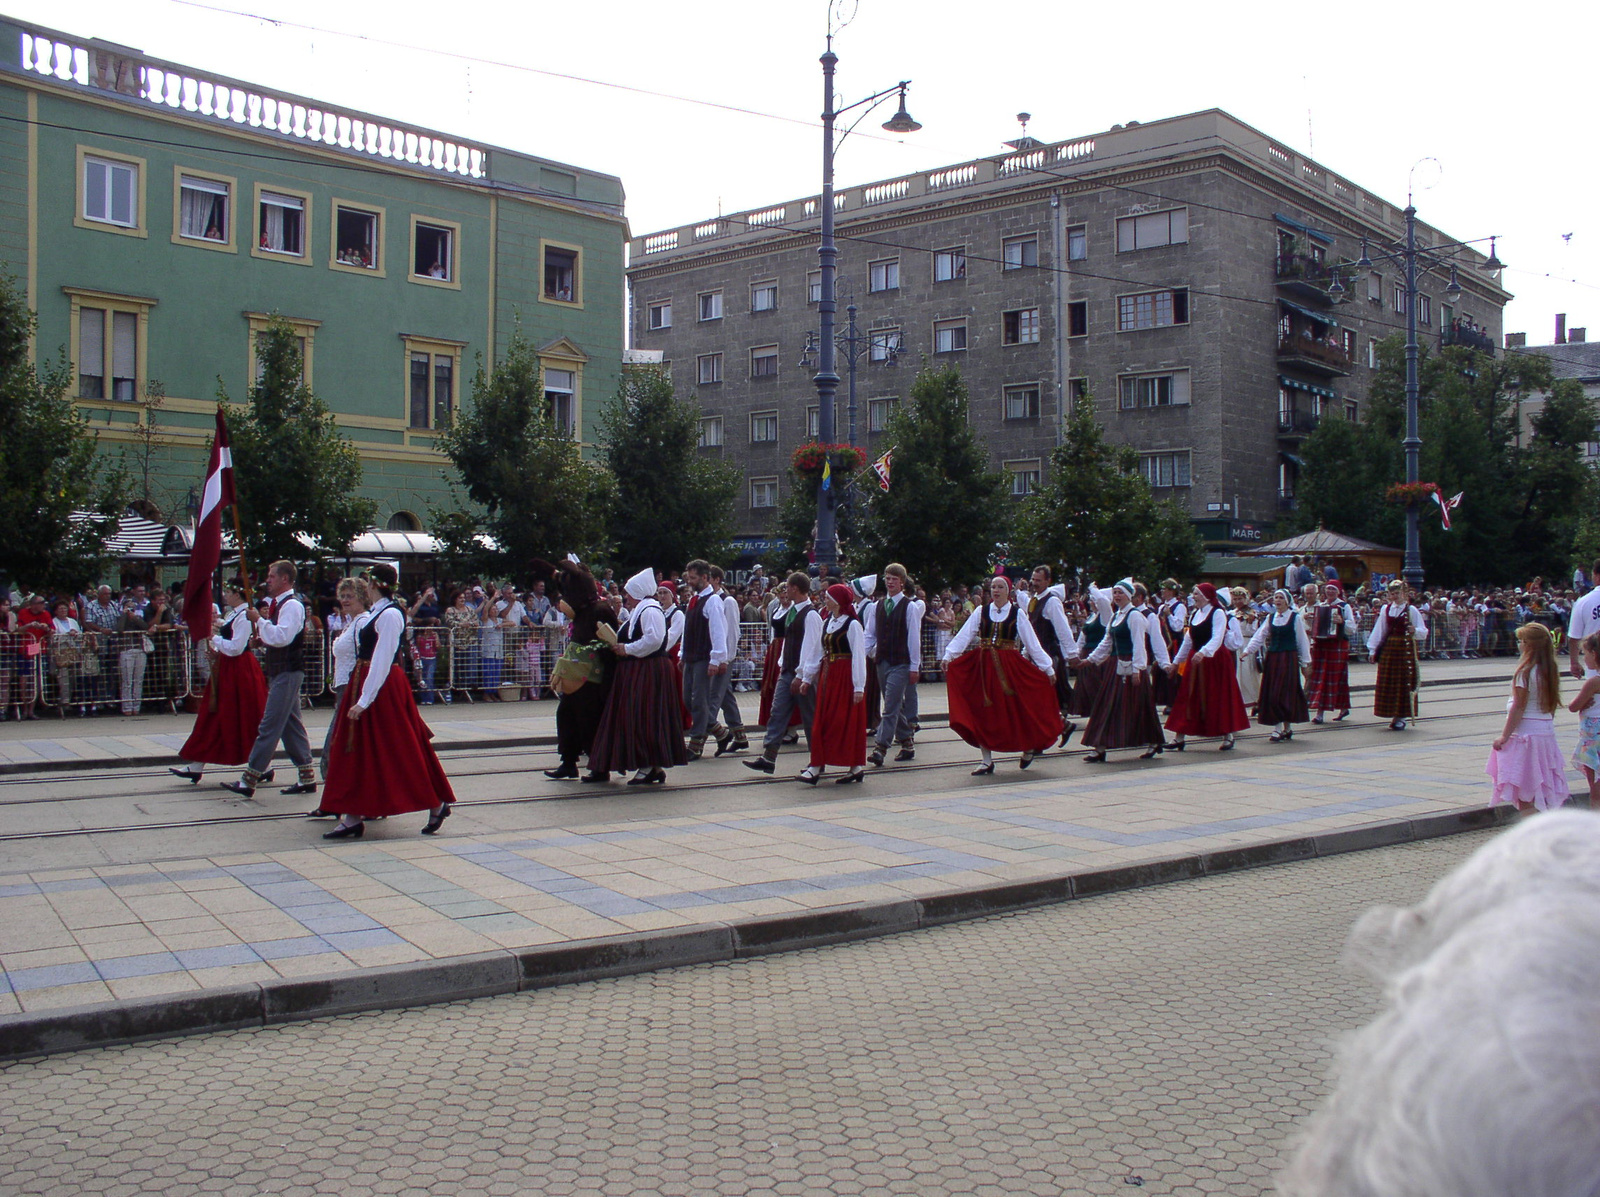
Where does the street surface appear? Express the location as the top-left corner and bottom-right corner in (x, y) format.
(0, 831), (1491, 1196)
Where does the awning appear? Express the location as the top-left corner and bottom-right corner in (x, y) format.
(1279, 375), (1339, 400)
(1274, 212), (1334, 245)
(1280, 451), (1304, 468)
(1278, 298), (1337, 327)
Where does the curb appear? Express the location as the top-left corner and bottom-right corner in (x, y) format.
(0, 803), (1517, 1062)
(0, 669), (1510, 777)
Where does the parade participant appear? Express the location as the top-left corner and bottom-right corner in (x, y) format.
(943, 574), (1063, 775)
(1068, 589), (1109, 726)
(795, 582), (867, 785)
(1306, 580), (1355, 723)
(1153, 580), (1186, 713)
(757, 585), (803, 740)
(304, 578), (367, 814)
(745, 573), (823, 775)
(1166, 582), (1251, 752)
(679, 559), (732, 758)
(659, 581), (693, 734)
(321, 566), (455, 839)
(1133, 581), (1174, 723)
(1245, 589), (1313, 742)
(222, 561), (317, 797)
(1081, 580), (1165, 762)
(169, 578), (268, 784)
(706, 565), (750, 756)
(1368, 580), (1427, 730)
(538, 559), (621, 780)
(867, 564), (923, 767)
(852, 575), (882, 738)
(1027, 565), (1079, 746)
(1230, 587), (1262, 714)
(589, 568), (690, 785)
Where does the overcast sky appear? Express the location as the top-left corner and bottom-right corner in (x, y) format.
(16, 0), (1596, 345)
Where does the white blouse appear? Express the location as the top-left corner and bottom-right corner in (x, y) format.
(942, 602), (1054, 675)
(623, 599), (668, 657)
(1367, 602), (1428, 654)
(799, 613), (867, 693)
(211, 605), (253, 659)
(1173, 604), (1229, 665)
(354, 602), (405, 711)
(1244, 608), (1312, 665)
(1088, 606), (1150, 675)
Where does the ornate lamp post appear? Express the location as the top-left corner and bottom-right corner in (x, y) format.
(801, 297), (900, 448)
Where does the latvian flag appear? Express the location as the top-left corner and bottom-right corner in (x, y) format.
(871, 448), (893, 493)
(183, 408), (236, 641)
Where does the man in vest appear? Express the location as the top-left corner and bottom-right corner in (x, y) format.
(221, 560), (317, 797)
(745, 572), (822, 774)
(680, 558), (731, 758)
(707, 564), (750, 754)
(867, 563), (923, 767)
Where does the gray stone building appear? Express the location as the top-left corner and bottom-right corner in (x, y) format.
(1505, 319), (1600, 468)
(626, 109), (1510, 552)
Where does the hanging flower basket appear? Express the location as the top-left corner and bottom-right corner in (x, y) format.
(1385, 481), (1440, 506)
(792, 442), (866, 477)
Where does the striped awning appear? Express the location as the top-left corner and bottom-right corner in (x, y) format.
(1278, 375), (1339, 400)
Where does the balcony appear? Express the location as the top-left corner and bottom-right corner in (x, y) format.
(1274, 253), (1341, 304)
(1277, 408), (1320, 438)
(1277, 331), (1352, 377)
(1441, 319), (1495, 355)
(1277, 492), (1298, 512)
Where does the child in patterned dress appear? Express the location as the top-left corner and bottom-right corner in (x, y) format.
(1567, 632), (1600, 808)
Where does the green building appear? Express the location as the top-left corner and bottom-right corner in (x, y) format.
(0, 15), (626, 531)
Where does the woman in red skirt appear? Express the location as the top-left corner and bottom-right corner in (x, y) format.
(1165, 582), (1251, 751)
(796, 582), (867, 784)
(1244, 589), (1312, 742)
(1306, 580), (1355, 722)
(169, 579), (268, 783)
(943, 575), (1064, 775)
(322, 566), (456, 839)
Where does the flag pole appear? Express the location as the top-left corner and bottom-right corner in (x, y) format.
(229, 501), (254, 606)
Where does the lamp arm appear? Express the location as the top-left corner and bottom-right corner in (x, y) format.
(835, 85), (909, 149)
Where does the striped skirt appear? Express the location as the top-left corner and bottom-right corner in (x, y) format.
(1083, 670), (1165, 750)
(1372, 638), (1419, 719)
(1255, 651), (1309, 726)
(590, 655), (691, 773)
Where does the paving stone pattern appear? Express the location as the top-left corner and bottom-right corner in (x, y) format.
(0, 832), (1492, 1196)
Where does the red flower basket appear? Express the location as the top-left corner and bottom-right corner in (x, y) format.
(1385, 481), (1440, 506)
(792, 442), (866, 477)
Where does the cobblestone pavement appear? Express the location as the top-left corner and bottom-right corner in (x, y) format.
(0, 831), (1492, 1196)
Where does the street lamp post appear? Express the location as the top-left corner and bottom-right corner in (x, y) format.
(810, 39), (920, 578)
(802, 298), (898, 448)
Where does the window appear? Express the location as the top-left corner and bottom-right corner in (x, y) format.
(933, 247), (966, 282)
(332, 202), (382, 272)
(933, 319), (968, 353)
(1003, 235), (1038, 270)
(648, 301), (672, 330)
(806, 406), (820, 438)
(176, 172), (231, 247)
(412, 219), (457, 284)
(1006, 460), (1042, 497)
(750, 477), (779, 508)
(1441, 303), (1455, 329)
(1368, 271), (1383, 302)
(75, 307), (136, 401)
(751, 281), (778, 312)
(1118, 370), (1191, 409)
(1068, 377), (1089, 403)
(1140, 452), (1192, 488)
(869, 327), (902, 362)
(255, 188), (307, 260)
(750, 345), (779, 377)
(387, 511), (421, 532)
(1341, 329), (1357, 358)
(1392, 283), (1407, 314)
(401, 337), (462, 430)
(1004, 383), (1041, 420)
(1417, 294), (1432, 326)
(1068, 301), (1088, 338)
(869, 258), (900, 292)
(750, 411), (778, 443)
(1116, 208), (1188, 252)
(697, 353), (723, 384)
(1067, 225), (1087, 261)
(1117, 289), (1189, 331)
(699, 290), (723, 321)
(1345, 401), (1359, 423)
(808, 271), (822, 304)
(544, 368), (576, 434)
(246, 312), (317, 387)
(867, 396), (898, 433)
(79, 151), (141, 232)
(698, 416), (723, 448)
(1367, 338), (1379, 369)
(1003, 308), (1041, 345)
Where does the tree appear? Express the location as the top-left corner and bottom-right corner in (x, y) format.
(771, 445), (872, 576)
(123, 377), (170, 521)
(224, 317), (377, 571)
(595, 364), (739, 573)
(854, 363), (1010, 593)
(1011, 392), (1204, 585)
(433, 330), (615, 582)
(0, 273), (126, 592)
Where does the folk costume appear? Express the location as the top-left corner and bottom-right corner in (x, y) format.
(943, 577), (1063, 773)
(1233, 602), (1263, 710)
(758, 595), (805, 736)
(1166, 583), (1251, 750)
(1082, 581), (1165, 761)
(709, 585), (749, 754)
(1153, 587), (1186, 710)
(1305, 583), (1356, 721)
(866, 576), (923, 765)
(536, 559), (621, 780)
(745, 591), (822, 774)
(1028, 583), (1078, 744)
(1069, 606), (1110, 720)
(1368, 587), (1427, 729)
(680, 580), (730, 756)
(661, 586), (693, 733)
(1245, 595), (1312, 741)
(224, 586), (316, 797)
(322, 595), (456, 838)
(853, 577), (883, 737)
(798, 583), (868, 784)
(589, 570), (691, 783)
(172, 600), (267, 778)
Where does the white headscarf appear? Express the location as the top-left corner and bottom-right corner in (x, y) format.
(851, 574), (878, 599)
(624, 567), (657, 601)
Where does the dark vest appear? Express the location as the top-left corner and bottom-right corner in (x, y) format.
(1109, 610), (1136, 661)
(877, 595), (912, 666)
(263, 594), (307, 677)
(978, 604), (1020, 644)
(357, 600), (398, 662)
(780, 606), (811, 675)
(1268, 613), (1300, 654)
(1028, 594), (1063, 661)
(822, 614), (857, 657)
(1189, 606), (1220, 654)
(682, 592), (713, 663)
(1081, 612), (1106, 653)
(622, 601), (669, 658)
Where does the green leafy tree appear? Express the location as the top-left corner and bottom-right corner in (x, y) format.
(434, 330), (615, 582)
(772, 452), (872, 576)
(1011, 392), (1204, 585)
(0, 274), (126, 592)
(595, 364), (739, 573)
(225, 317), (376, 570)
(854, 363), (1010, 593)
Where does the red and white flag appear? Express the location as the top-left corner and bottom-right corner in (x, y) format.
(871, 448), (893, 493)
(1431, 489), (1463, 531)
(183, 408), (236, 642)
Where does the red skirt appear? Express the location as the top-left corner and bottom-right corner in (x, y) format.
(1084, 670), (1165, 750)
(1165, 651), (1251, 738)
(1256, 651), (1309, 726)
(947, 647), (1064, 753)
(810, 656), (867, 768)
(179, 652), (267, 765)
(591, 654), (691, 773)
(758, 638), (801, 729)
(323, 663), (456, 818)
(1306, 638), (1351, 710)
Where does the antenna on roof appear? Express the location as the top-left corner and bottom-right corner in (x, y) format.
(1003, 112), (1042, 153)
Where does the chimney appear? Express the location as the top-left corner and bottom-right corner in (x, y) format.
(1572, 328), (1588, 344)
(1557, 313), (1568, 344)
(1505, 332), (1527, 348)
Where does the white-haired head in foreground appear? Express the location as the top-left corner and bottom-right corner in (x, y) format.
(1277, 809), (1600, 1197)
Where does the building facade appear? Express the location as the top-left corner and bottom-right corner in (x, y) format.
(626, 110), (1510, 550)
(1507, 321), (1600, 468)
(1, 17), (626, 531)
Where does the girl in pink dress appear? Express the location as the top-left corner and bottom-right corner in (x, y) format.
(1486, 623), (1568, 814)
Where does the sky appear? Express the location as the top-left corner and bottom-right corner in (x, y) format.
(14, 0), (1598, 345)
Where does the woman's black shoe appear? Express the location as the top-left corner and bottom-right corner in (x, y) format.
(169, 767), (203, 784)
(1083, 751), (1107, 764)
(421, 805), (452, 835)
(1058, 722), (1078, 747)
(581, 770), (611, 783)
(544, 762), (579, 780)
(1219, 735), (1236, 751)
(323, 821), (364, 840)
(627, 769), (666, 786)
(1167, 740), (1185, 752)
(1138, 745), (1160, 760)
(971, 762), (996, 776)
(834, 768), (864, 785)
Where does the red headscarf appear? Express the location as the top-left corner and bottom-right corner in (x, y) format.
(826, 582), (857, 619)
(1195, 582), (1220, 608)
(1324, 580), (1343, 596)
